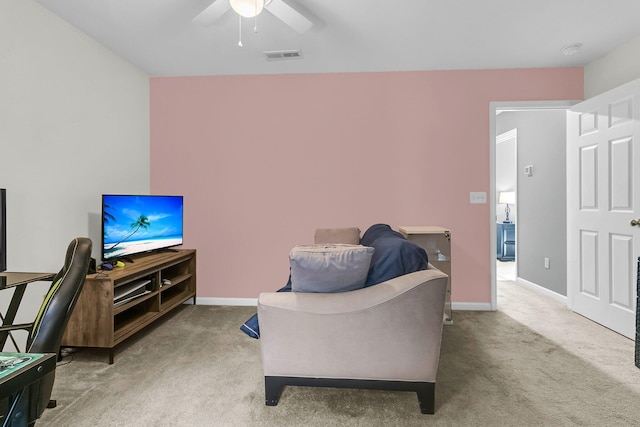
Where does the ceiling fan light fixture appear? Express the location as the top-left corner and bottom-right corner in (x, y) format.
(230, 0), (265, 18)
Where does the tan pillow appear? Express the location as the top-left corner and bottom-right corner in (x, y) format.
(289, 244), (374, 293)
(314, 227), (361, 245)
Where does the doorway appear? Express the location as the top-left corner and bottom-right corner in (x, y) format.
(489, 100), (578, 310)
(496, 128), (517, 282)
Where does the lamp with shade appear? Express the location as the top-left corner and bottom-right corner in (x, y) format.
(499, 191), (516, 223)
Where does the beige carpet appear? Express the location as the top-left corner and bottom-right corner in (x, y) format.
(38, 280), (640, 426)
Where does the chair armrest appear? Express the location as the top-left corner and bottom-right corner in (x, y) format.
(258, 268), (448, 382)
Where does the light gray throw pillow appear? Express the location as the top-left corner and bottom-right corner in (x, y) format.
(289, 244), (375, 293)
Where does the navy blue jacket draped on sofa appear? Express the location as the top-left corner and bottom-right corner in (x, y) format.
(240, 224), (428, 339)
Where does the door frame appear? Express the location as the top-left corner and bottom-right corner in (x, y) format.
(489, 100), (580, 310)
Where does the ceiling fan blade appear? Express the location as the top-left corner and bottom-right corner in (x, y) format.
(192, 0), (231, 26)
(266, 0), (313, 34)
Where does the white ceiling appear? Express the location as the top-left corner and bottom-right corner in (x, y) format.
(35, 0), (640, 77)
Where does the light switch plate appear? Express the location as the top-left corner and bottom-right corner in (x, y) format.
(470, 192), (487, 204)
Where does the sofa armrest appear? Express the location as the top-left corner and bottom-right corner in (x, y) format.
(258, 268), (448, 382)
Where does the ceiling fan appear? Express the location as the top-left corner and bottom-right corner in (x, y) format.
(193, 0), (313, 34)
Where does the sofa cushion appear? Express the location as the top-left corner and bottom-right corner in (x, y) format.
(289, 244), (374, 293)
(314, 227), (361, 244)
(360, 224), (428, 287)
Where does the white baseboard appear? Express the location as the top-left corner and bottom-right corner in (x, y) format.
(516, 277), (567, 305)
(196, 297), (258, 306)
(451, 302), (493, 311)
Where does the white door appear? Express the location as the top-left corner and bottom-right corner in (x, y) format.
(567, 78), (640, 339)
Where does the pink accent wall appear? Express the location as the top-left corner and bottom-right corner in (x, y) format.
(150, 68), (583, 302)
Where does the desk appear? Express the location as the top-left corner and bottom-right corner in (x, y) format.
(0, 273), (55, 290)
(0, 273), (55, 350)
(398, 226), (452, 324)
(0, 352), (57, 426)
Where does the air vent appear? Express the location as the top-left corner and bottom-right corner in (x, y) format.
(263, 50), (303, 61)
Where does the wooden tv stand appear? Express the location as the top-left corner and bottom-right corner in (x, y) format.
(62, 249), (196, 363)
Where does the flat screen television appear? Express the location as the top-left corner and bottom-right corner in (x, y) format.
(102, 194), (183, 261)
(0, 189), (6, 272)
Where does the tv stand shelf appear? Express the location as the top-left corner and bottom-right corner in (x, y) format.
(62, 249), (196, 363)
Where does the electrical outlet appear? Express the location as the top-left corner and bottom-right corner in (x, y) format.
(544, 257), (550, 269)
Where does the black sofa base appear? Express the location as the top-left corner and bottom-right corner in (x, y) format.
(264, 376), (436, 414)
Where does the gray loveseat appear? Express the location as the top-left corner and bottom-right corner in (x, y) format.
(257, 225), (449, 414)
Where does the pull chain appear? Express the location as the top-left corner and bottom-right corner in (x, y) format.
(254, 0), (259, 33)
(238, 15), (243, 47)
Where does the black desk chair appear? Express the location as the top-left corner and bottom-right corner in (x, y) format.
(0, 237), (92, 426)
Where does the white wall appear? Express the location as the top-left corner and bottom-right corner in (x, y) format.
(0, 0), (149, 337)
(584, 34), (640, 98)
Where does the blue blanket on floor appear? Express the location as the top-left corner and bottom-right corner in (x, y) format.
(240, 224), (428, 339)
(240, 278), (291, 339)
